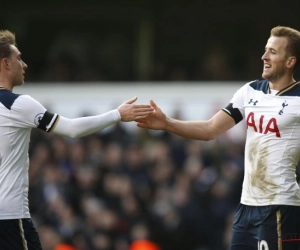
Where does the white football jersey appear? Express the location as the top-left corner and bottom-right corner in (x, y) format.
(223, 80), (300, 206)
(0, 87), (58, 219)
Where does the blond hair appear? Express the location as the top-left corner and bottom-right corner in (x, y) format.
(0, 30), (16, 60)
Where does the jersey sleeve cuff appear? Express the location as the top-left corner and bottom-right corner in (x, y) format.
(110, 109), (121, 122)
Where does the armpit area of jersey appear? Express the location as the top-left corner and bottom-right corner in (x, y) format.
(222, 103), (243, 124)
(35, 111), (59, 132)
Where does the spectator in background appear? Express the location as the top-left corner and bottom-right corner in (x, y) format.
(130, 240), (160, 250)
(194, 42), (236, 81)
(40, 52), (79, 82)
(54, 243), (78, 250)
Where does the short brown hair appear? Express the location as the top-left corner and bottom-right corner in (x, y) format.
(0, 30), (16, 61)
(271, 26), (300, 70)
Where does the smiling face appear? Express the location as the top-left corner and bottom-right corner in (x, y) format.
(261, 36), (292, 83)
(6, 45), (27, 88)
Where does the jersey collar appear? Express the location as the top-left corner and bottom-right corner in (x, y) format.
(268, 81), (300, 96)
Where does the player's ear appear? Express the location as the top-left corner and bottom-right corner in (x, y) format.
(286, 56), (296, 69)
(1, 58), (10, 70)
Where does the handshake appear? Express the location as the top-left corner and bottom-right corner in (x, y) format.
(117, 96), (166, 130)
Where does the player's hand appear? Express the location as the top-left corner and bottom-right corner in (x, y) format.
(118, 97), (154, 122)
(136, 100), (167, 130)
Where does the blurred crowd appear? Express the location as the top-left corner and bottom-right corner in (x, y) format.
(28, 35), (300, 83)
(28, 46), (261, 83)
(28, 118), (246, 250)
(22, 31), (264, 83)
(5, 1), (300, 84)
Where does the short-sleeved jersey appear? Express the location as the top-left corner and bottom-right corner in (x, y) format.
(0, 88), (58, 219)
(222, 80), (300, 206)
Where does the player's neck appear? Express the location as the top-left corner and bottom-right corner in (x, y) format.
(0, 78), (13, 91)
(269, 76), (296, 91)
(0, 83), (12, 91)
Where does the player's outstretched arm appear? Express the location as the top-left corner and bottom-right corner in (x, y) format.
(52, 97), (153, 138)
(136, 100), (235, 141)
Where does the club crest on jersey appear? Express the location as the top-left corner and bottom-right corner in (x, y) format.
(248, 99), (258, 105)
(34, 113), (44, 126)
(279, 101), (288, 115)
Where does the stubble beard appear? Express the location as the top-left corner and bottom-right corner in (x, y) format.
(12, 76), (24, 88)
(262, 67), (285, 83)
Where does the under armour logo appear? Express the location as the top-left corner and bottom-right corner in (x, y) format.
(248, 99), (258, 105)
(279, 101), (288, 115)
